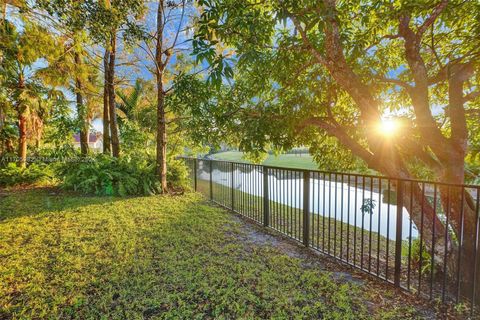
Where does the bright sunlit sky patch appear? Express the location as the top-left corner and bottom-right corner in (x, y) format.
(377, 118), (399, 137)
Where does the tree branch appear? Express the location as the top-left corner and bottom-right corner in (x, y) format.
(449, 63), (473, 152)
(163, 0), (186, 68)
(416, 0), (449, 38)
(427, 58), (470, 85)
(398, 12), (451, 161)
(289, 16), (327, 66)
(397, 136), (443, 171)
(297, 117), (380, 170)
(464, 90), (480, 103)
(374, 75), (413, 91)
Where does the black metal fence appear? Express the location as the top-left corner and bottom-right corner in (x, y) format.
(182, 157), (480, 312)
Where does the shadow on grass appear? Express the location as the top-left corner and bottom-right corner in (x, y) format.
(0, 187), (141, 222)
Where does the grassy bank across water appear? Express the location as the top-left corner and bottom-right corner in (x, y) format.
(211, 151), (318, 170)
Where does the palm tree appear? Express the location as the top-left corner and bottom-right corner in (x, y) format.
(116, 79), (145, 126)
(36, 32), (99, 156)
(1, 19), (59, 166)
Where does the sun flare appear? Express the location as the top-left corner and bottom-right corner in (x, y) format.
(378, 119), (398, 137)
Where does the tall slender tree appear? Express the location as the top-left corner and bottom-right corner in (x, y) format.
(155, 0), (167, 191)
(90, 0), (145, 158)
(106, 29), (120, 157)
(140, 0), (190, 192)
(103, 50), (111, 155)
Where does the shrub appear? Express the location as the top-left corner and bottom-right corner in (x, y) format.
(58, 155), (156, 196)
(167, 158), (191, 191)
(0, 163), (56, 187)
(58, 155), (189, 196)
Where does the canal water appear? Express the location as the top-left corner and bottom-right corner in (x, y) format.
(199, 166), (420, 241)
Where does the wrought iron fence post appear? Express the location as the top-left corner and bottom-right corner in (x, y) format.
(209, 160), (213, 200)
(231, 162), (234, 210)
(263, 167), (269, 227)
(394, 180), (404, 287)
(193, 159), (197, 191)
(303, 171), (310, 247)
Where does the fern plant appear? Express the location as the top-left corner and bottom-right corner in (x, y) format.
(0, 163), (55, 187)
(57, 154), (162, 196)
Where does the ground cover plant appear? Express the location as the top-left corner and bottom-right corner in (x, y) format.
(0, 187), (448, 319)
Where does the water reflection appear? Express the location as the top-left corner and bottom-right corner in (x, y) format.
(198, 164), (419, 241)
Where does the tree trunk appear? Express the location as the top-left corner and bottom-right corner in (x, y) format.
(437, 160), (479, 302)
(74, 51), (89, 156)
(17, 111), (27, 168)
(156, 82), (167, 192)
(103, 50), (111, 155)
(155, 0), (167, 192)
(403, 181), (449, 258)
(16, 73), (27, 168)
(2, 2), (6, 21)
(0, 105), (4, 155)
(443, 188), (479, 302)
(108, 32), (120, 157)
(79, 128), (88, 155)
(5, 139), (14, 154)
(0, 105), (4, 133)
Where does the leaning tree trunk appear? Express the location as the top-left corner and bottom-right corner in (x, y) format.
(376, 151), (450, 265)
(103, 50), (111, 155)
(377, 149), (478, 303)
(74, 51), (89, 156)
(107, 32), (120, 158)
(437, 160), (480, 302)
(404, 181), (450, 257)
(155, 0), (168, 192)
(440, 187), (479, 302)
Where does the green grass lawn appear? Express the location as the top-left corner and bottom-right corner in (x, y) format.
(211, 151), (319, 170)
(0, 188), (437, 319)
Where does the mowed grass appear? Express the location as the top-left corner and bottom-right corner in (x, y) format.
(211, 151), (318, 170)
(0, 188), (375, 319)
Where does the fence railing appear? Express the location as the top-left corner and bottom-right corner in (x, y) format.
(181, 157), (480, 312)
